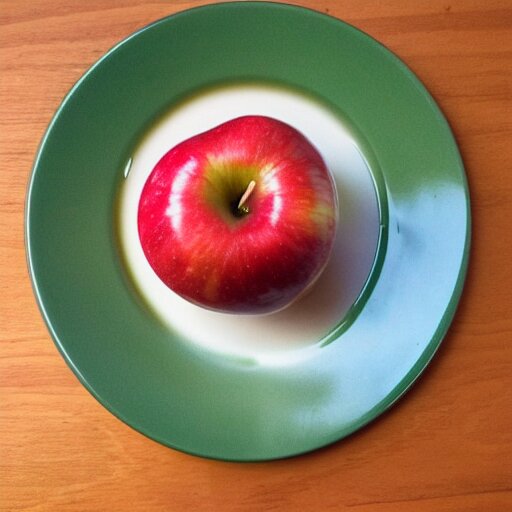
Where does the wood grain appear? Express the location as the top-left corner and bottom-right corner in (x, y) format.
(1, 1), (511, 510)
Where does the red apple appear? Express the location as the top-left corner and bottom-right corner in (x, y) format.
(138, 116), (338, 314)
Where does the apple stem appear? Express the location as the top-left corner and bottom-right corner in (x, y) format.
(237, 180), (256, 212)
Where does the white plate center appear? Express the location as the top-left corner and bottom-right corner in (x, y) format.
(119, 84), (380, 365)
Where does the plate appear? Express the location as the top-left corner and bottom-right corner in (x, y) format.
(26, 2), (470, 461)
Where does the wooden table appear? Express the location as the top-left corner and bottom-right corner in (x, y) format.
(1, 1), (511, 510)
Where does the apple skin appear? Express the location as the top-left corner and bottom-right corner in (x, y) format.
(138, 115), (338, 314)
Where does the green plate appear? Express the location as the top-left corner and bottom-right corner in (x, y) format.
(26, 2), (470, 461)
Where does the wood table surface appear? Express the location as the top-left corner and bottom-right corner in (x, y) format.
(1, 1), (511, 510)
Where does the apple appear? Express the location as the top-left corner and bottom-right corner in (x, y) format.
(138, 115), (338, 314)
